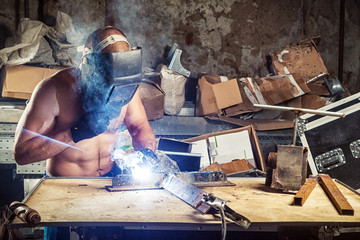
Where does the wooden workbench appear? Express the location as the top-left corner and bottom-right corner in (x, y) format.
(9, 177), (360, 232)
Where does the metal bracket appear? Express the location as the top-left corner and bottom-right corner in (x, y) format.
(167, 43), (198, 78)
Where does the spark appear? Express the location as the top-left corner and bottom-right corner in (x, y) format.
(132, 166), (152, 182)
(22, 128), (83, 151)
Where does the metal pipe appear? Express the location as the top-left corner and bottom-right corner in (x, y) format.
(306, 73), (328, 84)
(253, 104), (345, 118)
(292, 116), (299, 145)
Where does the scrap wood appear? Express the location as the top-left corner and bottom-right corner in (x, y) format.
(201, 159), (254, 174)
(318, 174), (354, 216)
(293, 176), (318, 206)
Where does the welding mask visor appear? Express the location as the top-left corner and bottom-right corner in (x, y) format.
(80, 47), (142, 112)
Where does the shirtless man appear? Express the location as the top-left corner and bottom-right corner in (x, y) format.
(13, 26), (156, 177)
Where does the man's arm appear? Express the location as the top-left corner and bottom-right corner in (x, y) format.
(14, 77), (74, 165)
(124, 90), (156, 151)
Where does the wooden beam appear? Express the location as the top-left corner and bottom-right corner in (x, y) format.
(294, 176), (318, 206)
(318, 174), (354, 215)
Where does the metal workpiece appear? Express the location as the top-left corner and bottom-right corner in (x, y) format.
(107, 173), (164, 191)
(160, 174), (212, 214)
(176, 171), (235, 187)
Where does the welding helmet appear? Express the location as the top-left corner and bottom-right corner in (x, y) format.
(80, 35), (143, 113)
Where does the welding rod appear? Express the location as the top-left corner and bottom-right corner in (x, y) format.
(253, 104), (345, 118)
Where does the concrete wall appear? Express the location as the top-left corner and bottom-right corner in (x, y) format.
(0, 0), (359, 93)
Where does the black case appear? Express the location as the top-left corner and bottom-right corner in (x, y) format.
(299, 92), (360, 190)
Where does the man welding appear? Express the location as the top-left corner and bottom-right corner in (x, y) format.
(13, 26), (156, 177)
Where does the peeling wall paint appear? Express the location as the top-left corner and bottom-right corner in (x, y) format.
(0, 0), (359, 93)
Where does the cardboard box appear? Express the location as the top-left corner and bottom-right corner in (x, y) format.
(268, 39), (328, 84)
(139, 79), (165, 121)
(240, 75), (310, 106)
(184, 125), (266, 171)
(1, 65), (60, 99)
(196, 75), (242, 116)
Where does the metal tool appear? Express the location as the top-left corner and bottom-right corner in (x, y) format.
(8, 201), (41, 224)
(167, 43), (198, 78)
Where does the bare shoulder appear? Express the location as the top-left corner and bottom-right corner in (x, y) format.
(35, 67), (80, 94)
(25, 67), (82, 127)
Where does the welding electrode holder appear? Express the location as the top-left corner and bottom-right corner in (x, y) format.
(202, 193), (251, 229)
(8, 201), (41, 224)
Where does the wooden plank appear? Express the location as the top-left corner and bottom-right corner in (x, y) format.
(294, 176), (318, 206)
(318, 174), (354, 215)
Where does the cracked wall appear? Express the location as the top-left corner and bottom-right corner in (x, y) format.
(0, 0), (359, 93)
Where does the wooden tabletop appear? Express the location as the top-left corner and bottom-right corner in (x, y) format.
(10, 177), (360, 230)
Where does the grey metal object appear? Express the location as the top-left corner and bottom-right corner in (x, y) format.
(297, 118), (307, 137)
(16, 161), (46, 175)
(350, 139), (360, 159)
(176, 171), (235, 187)
(0, 123), (17, 164)
(315, 148), (346, 172)
(324, 76), (344, 96)
(167, 43), (197, 78)
(0, 135), (15, 164)
(0, 123), (45, 174)
(160, 174), (212, 214)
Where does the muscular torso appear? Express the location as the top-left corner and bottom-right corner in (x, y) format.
(45, 68), (127, 177)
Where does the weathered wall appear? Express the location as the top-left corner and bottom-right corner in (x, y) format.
(0, 0), (359, 93)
